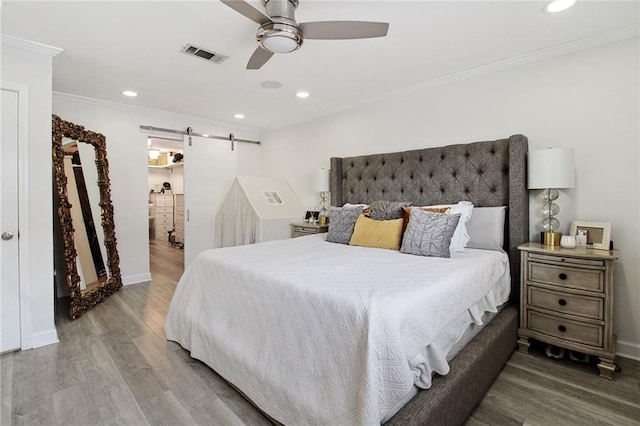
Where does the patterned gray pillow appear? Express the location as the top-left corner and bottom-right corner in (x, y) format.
(327, 206), (364, 244)
(400, 209), (461, 258)
(368, 200), (411, 220)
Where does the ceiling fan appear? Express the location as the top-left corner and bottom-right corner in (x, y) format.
(220, 0), (389, 69)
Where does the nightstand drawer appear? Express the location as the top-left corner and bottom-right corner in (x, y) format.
(529, 262), (603, 292)
(290, 223), (328, 238)
(292, 226), (316, 235)
(528, 310), (603, 347)
(528, 286), (603, 320)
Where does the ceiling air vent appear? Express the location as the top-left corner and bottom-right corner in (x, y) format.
(180, 44), (228, 64)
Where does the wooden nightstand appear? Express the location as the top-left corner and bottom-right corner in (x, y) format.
(290, 222), (329, 238)
(517, 242), (619, 379)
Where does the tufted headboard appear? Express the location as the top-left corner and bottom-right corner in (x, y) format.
(329, 134), (528, 303)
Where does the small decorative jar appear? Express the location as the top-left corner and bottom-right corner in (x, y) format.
(560, 235), (576, 248)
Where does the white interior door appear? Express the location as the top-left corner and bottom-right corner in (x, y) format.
(1, 88), (21, 353)
(183, 135), (238, 267)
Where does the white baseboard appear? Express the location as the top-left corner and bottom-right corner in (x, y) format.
(122, 273), (152, 286)
(617, 340), (640, 361)
(29, 329), (59, 349)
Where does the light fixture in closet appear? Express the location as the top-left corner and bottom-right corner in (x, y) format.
(148, 149), (160, 160)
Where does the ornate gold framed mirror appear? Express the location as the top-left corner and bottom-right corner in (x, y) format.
(52, 115), (122, 319)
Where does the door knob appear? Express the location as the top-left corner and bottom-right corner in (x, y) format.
(2, 231), (14, 241)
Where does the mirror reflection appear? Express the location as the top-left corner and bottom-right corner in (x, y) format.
(52, 115), (122, 319)
(61, 139), (108, 293)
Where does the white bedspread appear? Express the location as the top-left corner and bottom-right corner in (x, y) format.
(165, 234), (510, 425)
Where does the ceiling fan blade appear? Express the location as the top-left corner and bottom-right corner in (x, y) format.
(299, 21), (389, 40)
(247, 46), (275, 69)
(220, 0), (272, 25)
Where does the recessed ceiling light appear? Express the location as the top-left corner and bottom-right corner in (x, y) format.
(260, 80), (282, 89)
(543, 0), (576, 13)
(122, 90), (138, 97)
(296, 91), (310, 99)
(234, 113), (245, 119)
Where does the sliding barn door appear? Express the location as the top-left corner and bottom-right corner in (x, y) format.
(183, 135), (238, 267)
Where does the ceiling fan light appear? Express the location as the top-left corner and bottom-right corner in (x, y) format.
(261, 34), (299, 53)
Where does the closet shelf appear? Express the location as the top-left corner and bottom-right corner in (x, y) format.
(148, 162), (183, 169)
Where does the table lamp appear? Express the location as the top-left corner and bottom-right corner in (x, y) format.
(313, 168), (330, 225)
(528, 148), (575, 246)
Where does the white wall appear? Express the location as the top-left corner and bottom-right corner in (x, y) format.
(54, 94), (262, 285)
(148, 164), (184, 194)
(1, 38), (60, 348)
(148, 167), (170, 193)
(261, 39), (640, 359)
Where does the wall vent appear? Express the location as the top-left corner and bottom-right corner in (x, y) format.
(180, 44), (229, 64)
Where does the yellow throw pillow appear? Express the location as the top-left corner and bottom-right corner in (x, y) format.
(349, 214), (404, 250)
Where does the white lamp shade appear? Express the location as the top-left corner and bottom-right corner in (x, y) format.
(528, 148), (575, 189)
(312, 168), (330, 192)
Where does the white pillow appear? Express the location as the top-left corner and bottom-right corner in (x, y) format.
(421, 201), (474, 252)
(343, 203), (369, 209)
(466, 206), (506, 251)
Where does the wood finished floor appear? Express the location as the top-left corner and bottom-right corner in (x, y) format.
(1, 239), (638, 425)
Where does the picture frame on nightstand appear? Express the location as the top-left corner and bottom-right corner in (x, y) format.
(569, 221), (611, 250)
(304, 210), (319, 222)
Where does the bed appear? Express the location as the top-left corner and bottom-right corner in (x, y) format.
(166, 134), (529, 425)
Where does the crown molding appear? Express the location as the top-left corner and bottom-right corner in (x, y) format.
(1, 34), (63, 56)
(264, 25), (639, 132)
(53, 92), (260, 135)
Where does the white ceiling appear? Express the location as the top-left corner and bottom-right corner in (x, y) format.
(2, 1), (638, 131)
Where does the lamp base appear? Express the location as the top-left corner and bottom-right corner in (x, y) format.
(319, 216), (328, 226)
(543, 232), (563, 246)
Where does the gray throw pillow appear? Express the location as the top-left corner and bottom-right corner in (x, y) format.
(401, 209), (461, 258)
(327, 206), (364, 244)
(368, 200), (411, 220)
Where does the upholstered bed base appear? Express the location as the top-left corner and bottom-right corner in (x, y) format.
(385, 306), (518, 425)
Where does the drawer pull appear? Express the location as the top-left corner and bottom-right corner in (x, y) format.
(558, 325), (567, 332)
(559, 273), (568, 280)
(558, 299), (567, 306)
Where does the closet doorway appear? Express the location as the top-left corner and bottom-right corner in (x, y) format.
(147, 137), (184, 260)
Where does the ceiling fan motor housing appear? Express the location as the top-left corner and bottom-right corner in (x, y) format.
(262, 0), (298, 20)
(258, 0), (303, 53)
